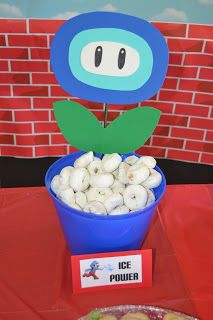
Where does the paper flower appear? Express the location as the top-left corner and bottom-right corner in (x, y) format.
(51, 12), (168, 105)
(50, 12), (169, 153)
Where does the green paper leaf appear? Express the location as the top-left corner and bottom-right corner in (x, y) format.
(104, 106), (160, 154)
(53, 100), (103, 152)
(53, 101), (160, 154)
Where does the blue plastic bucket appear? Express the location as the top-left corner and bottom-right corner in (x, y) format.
(45, 151), (166, 255)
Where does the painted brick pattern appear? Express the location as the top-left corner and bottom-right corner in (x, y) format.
(0, 19), (212, 164)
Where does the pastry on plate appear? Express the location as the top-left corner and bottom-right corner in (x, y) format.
(85, 310), (117, 320)
(163, 313), (187, 320)
(120, 312), (150, 319)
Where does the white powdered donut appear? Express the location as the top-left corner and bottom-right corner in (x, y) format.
(57, 187), (75, 205)
(111, 180), (125, 194)
(84, 201), (107, 215)
(74, 151), (93, 168)
(110, 205), (129, 215)
(87, 158), (102, 175)
(118, 162), (130, 184)
(86, 187), (112, 203)
(59, 166), (74, 185)
(102, 153), (122, 173)
(127, 164), (150, 185)
(145, 188), (156, 207)
(90, 173), (114, 188)
(112, 168), (119, 179)
(123, 185), (148, 211)
(75, 191), (87, 209)
(124, 155), (138, 166)
(50, 175), (61, 194)
(142, 169), (162, 189)
(50, 175), (68, 195)
(137, 156), (156, 169)
(104, 193), (124, 213)
(69, 168), (90, 192)
(67, 202), (82, 211)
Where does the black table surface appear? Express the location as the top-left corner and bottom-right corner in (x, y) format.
(1, 156), (212, 188)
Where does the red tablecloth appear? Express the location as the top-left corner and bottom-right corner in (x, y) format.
(0, 185), (212, 320)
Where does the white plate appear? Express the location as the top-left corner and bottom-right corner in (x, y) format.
(81, 305), (199, 319)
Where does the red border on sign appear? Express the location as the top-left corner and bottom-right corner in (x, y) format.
(71, 249), (152, 294)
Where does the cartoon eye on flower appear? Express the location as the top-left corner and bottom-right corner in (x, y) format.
(50, 12), (169, 154)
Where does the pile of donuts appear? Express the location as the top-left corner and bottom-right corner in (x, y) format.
(50, 151), (162, 215)
(85, 310), (188, 320)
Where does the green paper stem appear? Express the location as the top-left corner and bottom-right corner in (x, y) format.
(104, 103), (108, 128)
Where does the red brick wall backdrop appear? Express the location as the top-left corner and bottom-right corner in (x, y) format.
(0, 19), (212, 164)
